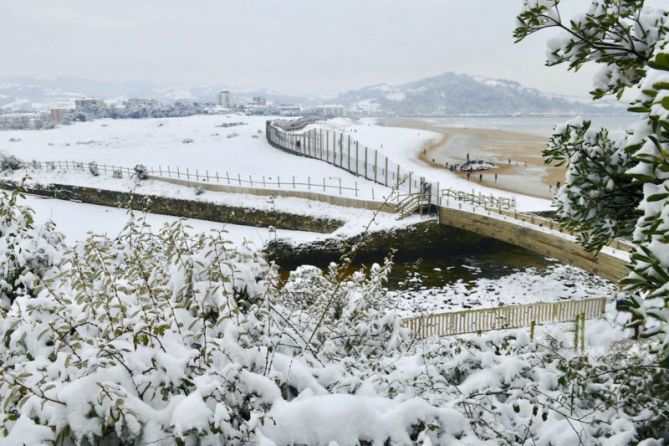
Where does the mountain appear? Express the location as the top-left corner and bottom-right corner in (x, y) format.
(0, 73), (624, 116)
(335, 72), (623, 116)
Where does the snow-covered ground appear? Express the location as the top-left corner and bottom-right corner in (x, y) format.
(8, 170), (425, 240)
(392, 264), (616, 316)
(320, 117), (553, 212)
(23, 194), (323, 247)
(0, 114), (389, 200)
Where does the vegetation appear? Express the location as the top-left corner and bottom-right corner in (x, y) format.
(515, 0), (669, 365)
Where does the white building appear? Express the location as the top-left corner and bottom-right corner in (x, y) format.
(217, 91), (235, 108)
(315, 104), (345, 117)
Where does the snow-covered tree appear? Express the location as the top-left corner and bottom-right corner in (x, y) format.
(515, 0), (669, 364)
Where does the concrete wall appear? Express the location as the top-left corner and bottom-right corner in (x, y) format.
(148, 176), (397, 213)
(0, 180), (343, 233)
(438, 207), (629, 282)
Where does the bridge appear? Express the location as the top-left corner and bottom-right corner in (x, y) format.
(266, 119), (631, 283)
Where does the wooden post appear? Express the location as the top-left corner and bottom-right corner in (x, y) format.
(530, 320), (535, 340)
(238, 173), (242, 186)
(177, 167), (180, 179)
(323, 177), (326, 192)
(186, 168), (190, 180)
(308, 176), (311, 190)
(580, 313), (586, 353)
(347, 135), (351, 171)
(385, 157), (389, 186)
(374, 150), (378, 183)
(249, 174), (253, 186)
(293, 176), (295, 188)
(397, 165), (400, 189)
(278, 176), (281, 188)
(574, 315), (580, 351)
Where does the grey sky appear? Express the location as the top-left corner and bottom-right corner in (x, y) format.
(0, 1), (619, 98)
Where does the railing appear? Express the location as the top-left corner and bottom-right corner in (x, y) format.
(403, 297), (606, 339)
(442, 188), (516, 210)
(24, 159), (381, 199)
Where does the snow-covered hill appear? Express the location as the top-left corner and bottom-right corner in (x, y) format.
(337, 72), (622, 116)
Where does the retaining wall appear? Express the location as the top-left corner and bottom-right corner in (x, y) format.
(0, 180), (343, 233)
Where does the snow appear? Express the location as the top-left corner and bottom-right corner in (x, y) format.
(21, 194), (321, 247)
(319, 117), (553, 212)
(393, 264), (616, 316)
(0, 114), (384, 198)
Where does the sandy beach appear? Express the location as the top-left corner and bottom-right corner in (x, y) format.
(380, 117), (565, 200)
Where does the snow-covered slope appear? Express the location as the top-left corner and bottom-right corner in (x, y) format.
(338, 72), (623, 116)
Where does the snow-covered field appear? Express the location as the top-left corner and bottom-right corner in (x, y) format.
(0, 114), (388, 200)
(23, 194), (322, 247)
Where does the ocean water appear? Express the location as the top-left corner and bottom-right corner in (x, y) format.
(422, 115), (637, 137)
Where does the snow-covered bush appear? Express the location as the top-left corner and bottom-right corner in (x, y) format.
(515, 0), (669, 364)
(0, 190), (667, 445)
(0, 155), (23, 172)
(0, 185), (64, 312)
(88, 162), (100, 177)
(133, 164), (148, 180)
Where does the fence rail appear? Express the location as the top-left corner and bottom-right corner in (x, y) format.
(24, 159), (381, 199)
(403, 297), (606, 339)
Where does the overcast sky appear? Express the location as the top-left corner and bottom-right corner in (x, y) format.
(0, 1), (631, 98)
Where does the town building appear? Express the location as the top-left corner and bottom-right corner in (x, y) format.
(217, 91), (235, 108)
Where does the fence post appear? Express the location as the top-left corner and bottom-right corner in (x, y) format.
(308, 176), (311, 190)
(409, 173), (412, 194)
(263, 176), (266, 187)
(278, 176), (281, 188)
(385, 157), (389, 186)
(347, 135), (351, 171)
(238, 173), (242, 186)
(323, 177), (326, 192)
(355, 142), (359, 176)
(320, 129), (324, 161)
(177, 167), (180, 179)
(339, 133), (343, 168)
(249, 175), (253, 186)
(338, 178), (342, 195)
(186, 168), (190, 180)
(293, 176), (295, 188)
(319, 129), (328, 161)
(355, 181), (358, 197)
(216, 171), (219, 183)
(364, 146), (368, 179)
(374, 150), (378, 183)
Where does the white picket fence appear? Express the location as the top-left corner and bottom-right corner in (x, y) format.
(403, 297), (606, 339)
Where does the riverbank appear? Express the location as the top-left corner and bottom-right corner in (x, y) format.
(380, 117), (565, 200)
